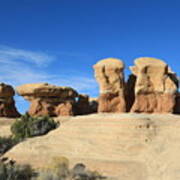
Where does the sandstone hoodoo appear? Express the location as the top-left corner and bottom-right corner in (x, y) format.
(94, 58), (126, 113)
(16, 83), (79, 117)
(130, 57), (179, 113)
(0, 83), (20, 117)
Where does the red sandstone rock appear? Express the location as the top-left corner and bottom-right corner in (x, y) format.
(130, 57), (178, 113)
(16, 83), (78, 117)
(93, 58), (126, 113)
(131, 93), (176, 113)
(28, 99), (56, 117)
(0, 83), (20, 117)
(56, 102), (74, 116)
(98, 93), (126, 113)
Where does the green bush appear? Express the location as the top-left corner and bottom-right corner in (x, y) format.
(11, 113), (59, 141)
(0, 158), (36, 180)
(0, 136), (18, 155)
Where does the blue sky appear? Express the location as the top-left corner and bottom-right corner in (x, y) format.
(0, 0), (180, 113)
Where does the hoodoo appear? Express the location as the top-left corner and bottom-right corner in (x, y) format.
(130, 57), (179, 113)
(0, 83), (20, 117)
(93, 58), (126, 113)
(16, 83), (78, 117)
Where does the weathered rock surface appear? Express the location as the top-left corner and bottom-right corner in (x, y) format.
(93, 58), (126, 112)
(16, 83), (78, 117)
(56, 102), (74, 116)
(4, 114), (180, 180)
(0, 83), (20, 117)
(130, 57), (178, 113)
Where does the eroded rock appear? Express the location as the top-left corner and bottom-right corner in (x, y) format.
(130, 57), (178, 113)
(0, 83), (20, 117)
(174, 93), (180, 114)
(93, 58), (126, 112)
(16, 83), (78, 117)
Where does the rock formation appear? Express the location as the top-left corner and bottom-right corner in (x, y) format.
(89, 97), (98, 113)
(75, 95), (98, 115)
(130, 57), (178, 113)
(0, 83), (20, 117)
(174, 92), (180, 114)
(16, 83), (78, 117)
(93, 58), (126, 112)
(75, 94), (91, 115)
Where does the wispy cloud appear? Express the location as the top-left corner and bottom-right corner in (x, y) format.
(0, 45), (55, 67)
(0, 45), (98, 96)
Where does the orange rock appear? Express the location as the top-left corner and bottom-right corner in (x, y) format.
(93, 58), (126, 113)
(56, 102), (74, 116)
(16, 83), (78, 117)
(0, 83), (20, 117)
(130, 57), (178, 113)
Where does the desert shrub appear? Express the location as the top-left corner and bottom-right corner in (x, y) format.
(11, 113), (59, 141)
(37, 157), (106, 180)
(0, 136), (18, 154)
(0, 158), (36, 180)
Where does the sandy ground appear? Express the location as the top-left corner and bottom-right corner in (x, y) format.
(3, 113), (180, 180)
(0, 118), (15, 137)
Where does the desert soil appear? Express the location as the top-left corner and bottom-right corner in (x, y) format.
(0, 118), (15, 137)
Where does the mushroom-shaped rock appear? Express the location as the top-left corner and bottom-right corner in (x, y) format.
(16, 83), (78, 117)
(130, 57), (178, 113)
(0, 83), (20, 117)
(93, 58), (126, 112)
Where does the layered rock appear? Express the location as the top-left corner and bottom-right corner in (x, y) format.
(93, 58), (126, 112)
(0, 83), (20, 117)
(16, 83), (78, 117)
(130, 57), (178, 113)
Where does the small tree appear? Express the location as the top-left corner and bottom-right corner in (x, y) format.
(11, 113), (59, 141)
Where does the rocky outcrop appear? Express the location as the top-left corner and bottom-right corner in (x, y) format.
(0, 83), (20, 117)
(94, 58), (126, 113)
(130, 57), (178, 113)
(89, 97), (98, 113)
(75, 94), (91, 115)
(174, 93), (180, 114)
(4, 114), (180, 180)
(16, 83), (78, 117)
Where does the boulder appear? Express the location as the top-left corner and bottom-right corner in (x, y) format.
(16, 83), (78, 117)
(0, 83), (20, 117)
(93, 58), (126, 112)
(130, 57), (178, 113)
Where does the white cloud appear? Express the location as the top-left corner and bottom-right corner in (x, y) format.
(0, 45), (55, 67)
(0, 45), (98, 96)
